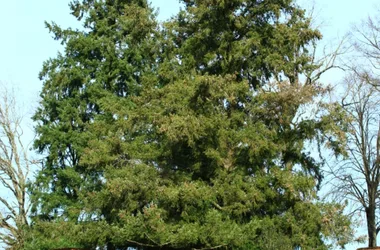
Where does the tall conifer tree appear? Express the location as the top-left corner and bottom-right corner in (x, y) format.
(29, 0), (353, 249)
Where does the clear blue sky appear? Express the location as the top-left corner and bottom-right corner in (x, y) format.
(0, 0), (379, 249)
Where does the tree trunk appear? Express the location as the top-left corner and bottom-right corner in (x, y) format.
(107, 242), (116, 250)
(366, 205), (377, 247)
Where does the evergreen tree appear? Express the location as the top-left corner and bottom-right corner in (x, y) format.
(30, 0), (158, 248)
(29, 0), (353, 249)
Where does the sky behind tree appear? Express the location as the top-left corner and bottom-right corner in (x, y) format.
(0, 0), (379, 249)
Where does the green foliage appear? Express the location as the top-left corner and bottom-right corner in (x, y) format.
(319, 202), (356, 249)
(29, 0), (354, 249)
(31, 0), (158, 219)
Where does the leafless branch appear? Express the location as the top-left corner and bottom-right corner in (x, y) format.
(328, 68), (380, 247)
(0, 84), (34, 249)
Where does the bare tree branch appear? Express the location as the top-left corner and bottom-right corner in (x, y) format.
(0, 85), (34, 249)
(329, 69), (380, 247)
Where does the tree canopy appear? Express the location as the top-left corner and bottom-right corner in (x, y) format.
(28, 0), (353, 249)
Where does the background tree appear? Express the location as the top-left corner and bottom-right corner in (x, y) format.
(0, 86), (31, 249)
(30, 0), (354, 249)
(329, 70), (380, 248)
(325, 11), (380, 248)
(352, 14), (380, 86)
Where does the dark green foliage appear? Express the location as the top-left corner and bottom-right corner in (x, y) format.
(32, 0), (158, 218)
(29, 0), (353, 249)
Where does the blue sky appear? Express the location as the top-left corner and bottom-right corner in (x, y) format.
(0, 0), (379, 249)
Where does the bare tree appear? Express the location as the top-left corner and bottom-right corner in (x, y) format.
(351, 14), (380, 88)
(0, 86), (31, 249)
(329, 70), (380, 248)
